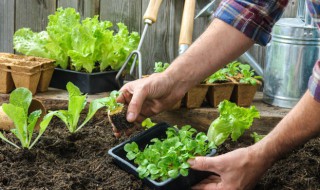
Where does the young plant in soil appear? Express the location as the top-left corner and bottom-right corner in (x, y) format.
(207, 100), (260, 146)
(238, 64), (263, 85)
(154, 62), (170, 73)
(41, 82), (108, 133)
(205, 68), (229, 84)
(141, 118), (156, 129)
(251, 132), (265, 143)
(124, 125), (216, 182)
(105, 91), (134, 131)
(0, 88), (49, 149)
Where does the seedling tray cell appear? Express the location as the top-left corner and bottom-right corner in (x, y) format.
(108, 123), (216, 190)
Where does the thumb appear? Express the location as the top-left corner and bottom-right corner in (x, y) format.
(188, 156), (221, 174)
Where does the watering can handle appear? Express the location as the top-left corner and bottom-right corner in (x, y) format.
(143, 0), (163, 23)
(179, 0), (196, 46)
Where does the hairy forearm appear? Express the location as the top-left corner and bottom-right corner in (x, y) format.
(252, 91), (320, 168)
(164, 18), (254, 94)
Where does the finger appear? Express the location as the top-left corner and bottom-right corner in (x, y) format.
(126, 87), (148, 122)
(192, 176), (221, 190)
(188, 156), (221, 174)
(192, 182), (220, 190)
(135, 114), (146, 123)
(118, 89), (132, 104)
(114, 132), (121, 138)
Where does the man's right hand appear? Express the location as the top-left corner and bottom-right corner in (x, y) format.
(117, 72), (185, 123)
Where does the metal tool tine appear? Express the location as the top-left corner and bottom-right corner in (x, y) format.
(130, 53), (138, 76)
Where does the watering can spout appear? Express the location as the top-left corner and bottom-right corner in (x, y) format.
(239, 52), (264, 76)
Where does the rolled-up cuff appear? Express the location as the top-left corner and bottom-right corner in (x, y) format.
(214, 0), (287, 46)
(308, 61), (320, 102)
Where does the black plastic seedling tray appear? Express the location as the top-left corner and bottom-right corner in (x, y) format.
(49, 68), (123, 94)
(108, 123), (217, 190)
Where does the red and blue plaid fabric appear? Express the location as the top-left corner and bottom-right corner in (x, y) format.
(215, 0), (320, 102)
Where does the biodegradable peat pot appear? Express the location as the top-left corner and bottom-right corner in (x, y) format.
(50, 68), (123, 94)
(0, 54), (56, 93)
(206, 82), (235, 107)
(10, 64), (41, 95)
(36, 60), (56, 92)
(230, 83), (260, 107)
(108, 123), (216, 190)
(0, 60), (15, 93)
(185, 84), (208, 108)
(0, 98), (46, 131)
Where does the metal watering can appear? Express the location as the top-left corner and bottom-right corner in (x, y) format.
(196, 0), (320, 108)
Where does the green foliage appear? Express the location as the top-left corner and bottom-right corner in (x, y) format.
(205, 68), (229, 84)
(13, 8), (140, 73)
(207, 100), (260, 146)
(141, 118), (156, 129)
(0, 88), (49, 149)
(102, 91), (123, 113)
(124, 125), (216, 181)
(238, 64), (263, 85)
(250, 132), (265, 143)
(41, 82), (107, 133)
(154, 62), (170, 73)
(226, 61), (241, 77)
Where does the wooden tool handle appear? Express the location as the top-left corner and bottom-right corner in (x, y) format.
(143, 0), (163, 23)
(179, 0), (196, 45)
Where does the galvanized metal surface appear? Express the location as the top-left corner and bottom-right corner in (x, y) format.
(263, 17), (320, 108)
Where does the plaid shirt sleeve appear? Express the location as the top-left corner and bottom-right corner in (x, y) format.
(307, 0), (320, 102)
(214, 0), (288, 46)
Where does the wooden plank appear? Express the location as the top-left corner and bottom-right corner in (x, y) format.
(15, 0), (56, 32)
(100, 0), (142, 33)
(57, 0), (99, 19)
(0, 0), (15, 53)
(141, 0), (180, 74)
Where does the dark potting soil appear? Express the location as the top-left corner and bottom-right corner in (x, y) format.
(0, 114), (319, 190)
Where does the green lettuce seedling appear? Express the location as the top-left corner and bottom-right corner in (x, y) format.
(141, 118), (156, 129)
(104, 91), (135, 131)
(207, 100), (260, 146)
(251, 132), (265, 143)
(124, 125), (216, 181)
(205, 68), (229, 84)
(0, 88), (49, 149)
(238, 64), (263, 85)
(226, 61), (241, 77)
(41, 82), (108, 133)
(154, 62), (170, 73)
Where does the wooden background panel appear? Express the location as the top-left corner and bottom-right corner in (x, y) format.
(141, 0), (173, 74)
(15, 0), (56, 32)
(0, 0), (15, 53)
(100, 0), (142, 33)
(57, 0), (100, 19)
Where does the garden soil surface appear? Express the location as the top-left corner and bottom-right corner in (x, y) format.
(0, 113), (319, 190)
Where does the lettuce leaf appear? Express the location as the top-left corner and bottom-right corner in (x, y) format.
(46, 7), (81, 69)
(101, 23), (140, 71)
(13, 8), (140, 73)
(207, 100), (260, 146)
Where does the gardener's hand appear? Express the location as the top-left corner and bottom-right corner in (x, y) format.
(117, 73), (185, 123)
(189, 146), (272, 190)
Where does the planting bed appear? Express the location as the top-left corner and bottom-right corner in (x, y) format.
(0, 91), (319, 190)
(0, 111), (319, 189)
